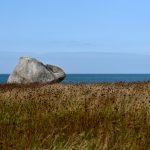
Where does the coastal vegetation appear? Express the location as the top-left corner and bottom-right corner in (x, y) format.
(0, 82), (150, 149)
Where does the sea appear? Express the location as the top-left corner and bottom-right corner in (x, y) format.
(1, 74), (150, 84)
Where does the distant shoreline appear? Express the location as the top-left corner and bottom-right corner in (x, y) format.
(1, 74), (150, 84)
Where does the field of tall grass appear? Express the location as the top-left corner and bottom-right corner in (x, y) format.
(0, 82), (150, 150)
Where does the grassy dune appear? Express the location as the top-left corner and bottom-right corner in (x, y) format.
(0, 83), (150, 150)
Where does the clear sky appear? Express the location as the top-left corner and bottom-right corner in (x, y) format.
(0, 0), (150, 73)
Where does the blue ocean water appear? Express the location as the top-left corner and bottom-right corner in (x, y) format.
(1, 74), (150, 84)
(0, 74), (10, 84)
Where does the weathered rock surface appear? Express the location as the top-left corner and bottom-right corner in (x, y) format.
(7, 57), (65, 84)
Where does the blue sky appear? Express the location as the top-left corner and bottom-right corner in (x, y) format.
(0, 0), (150, 73)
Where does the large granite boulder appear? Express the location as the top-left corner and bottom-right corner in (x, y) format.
(7, 57), (65, 84)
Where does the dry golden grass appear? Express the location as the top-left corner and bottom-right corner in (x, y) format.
(0, 82), (150, 149)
